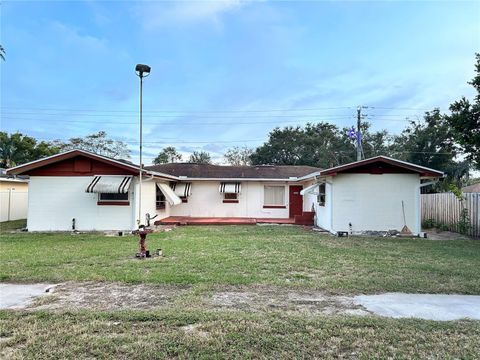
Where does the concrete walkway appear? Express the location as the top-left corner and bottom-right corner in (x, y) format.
(1, 283), (480, 321)
(355, 293), (480, 321)
(0, 283), (53, 309)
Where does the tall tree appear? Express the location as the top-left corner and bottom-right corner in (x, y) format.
(153, 146), (182, 164)
(0, 132), (60, 168)
(57, 131), (131, 159)
(446, 53), (480, 169)
(391, 110), (469, 189)
(250, 122), (392, 168)
(189, 151), (212, 164)
(224, 146), (253, 165)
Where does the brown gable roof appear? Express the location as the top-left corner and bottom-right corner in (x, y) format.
(320, 156), (444, 177)
(145, 163), (321, 179)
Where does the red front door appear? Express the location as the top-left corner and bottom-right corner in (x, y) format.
(289, 185), (303, 218)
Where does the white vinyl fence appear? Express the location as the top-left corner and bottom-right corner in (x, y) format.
(421, 193), (480, 238)
(0, 190), (28, 222)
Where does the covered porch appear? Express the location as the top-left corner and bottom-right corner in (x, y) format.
(155, 213), (313, 226)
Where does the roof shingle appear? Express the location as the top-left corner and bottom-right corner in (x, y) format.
(145, 163), (321, 179)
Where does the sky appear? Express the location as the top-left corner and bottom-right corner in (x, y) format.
(1, 0), (479, 164)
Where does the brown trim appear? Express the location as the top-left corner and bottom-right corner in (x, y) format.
(7, 150), (140, 176)
(97, 201), (130, 206)
(320, 156), (443, 177)
(223, 200), (239, 203)
(263, 205), (286, 209)
(181, 197), (188, 203)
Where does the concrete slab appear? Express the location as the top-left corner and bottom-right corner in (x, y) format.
(354, 293), (480, 321)
(0, 283), (53, 309)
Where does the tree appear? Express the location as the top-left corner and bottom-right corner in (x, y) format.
(153, 146), (182, 164)
(189, 151), (212, 164)
(58, 131), (131, 159)
(223, 146), (253, 165)
(250, 121), (392, 168)
(391, 109), (469, 190)
(0, 132), (60, 168)
(445, 53), (480, 169)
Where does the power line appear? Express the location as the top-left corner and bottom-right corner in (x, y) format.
(1, 115), (415, 126)
(1, 106), (355, 113)
(1, 105), (436, 114)
(1, 111), (358, 118)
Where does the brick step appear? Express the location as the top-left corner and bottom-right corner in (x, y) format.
(294, 211), (314, 225)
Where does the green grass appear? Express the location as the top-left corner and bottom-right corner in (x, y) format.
(1, 310), (479, 359)
(1, 225), (479, 294)
(1, 225), (479, 358)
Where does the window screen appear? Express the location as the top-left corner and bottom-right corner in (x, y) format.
(99, 193), (128, 201)
(264, 186), (285, 206)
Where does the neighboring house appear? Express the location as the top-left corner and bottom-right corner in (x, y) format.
(6, 150), (443, 235)
(0, 170), (29, 222)
(462, 182), (480, 193)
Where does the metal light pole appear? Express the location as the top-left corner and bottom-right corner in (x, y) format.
(135, 64), (151, 227)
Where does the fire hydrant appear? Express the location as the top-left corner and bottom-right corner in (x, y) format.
(133, 226), (153, 258)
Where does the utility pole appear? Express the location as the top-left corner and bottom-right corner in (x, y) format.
(356, 106), (362, 161)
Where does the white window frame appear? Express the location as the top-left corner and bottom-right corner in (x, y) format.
(318, 183), (326, 207)
(263, 184), (286, 207)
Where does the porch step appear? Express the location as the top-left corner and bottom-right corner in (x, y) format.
(294, 211), (314, 226)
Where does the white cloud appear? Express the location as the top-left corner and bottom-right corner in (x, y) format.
(136, 0), (250, 30)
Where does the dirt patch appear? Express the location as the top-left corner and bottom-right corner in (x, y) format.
(28, 281), (190, 311)
(424, 230), (472, 240)
(14, 282), (371, 315)
(204, 286), (370, 316)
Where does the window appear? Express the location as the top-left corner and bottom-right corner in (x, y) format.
(223, 193), (238, 203)
(156, 186), (166, 209)
(99, 193), (128, 201)
(98, 192), (129, 205)
(318, 183), (326, 207)
(263, 185), (285, 207)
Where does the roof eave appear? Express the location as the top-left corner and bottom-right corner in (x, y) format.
(6, 149), (141, 175)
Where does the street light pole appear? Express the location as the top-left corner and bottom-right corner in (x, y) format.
(135, 64), (151, 227)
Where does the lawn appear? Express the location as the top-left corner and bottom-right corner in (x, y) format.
(1, 222), (479, 359)
(1, 224), (479, 294)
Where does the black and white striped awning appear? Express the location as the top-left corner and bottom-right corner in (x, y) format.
(86, 176), (132, 194)
(170, 182), (192, 197)
(219, 182), (241, 194)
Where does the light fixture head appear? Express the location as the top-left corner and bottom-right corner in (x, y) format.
(135, 64), (151, 77)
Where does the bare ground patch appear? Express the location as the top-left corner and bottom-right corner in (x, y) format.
(202, 286), (370, 316)
(19, 282), (370, 316)
(27, 281), (191, 311)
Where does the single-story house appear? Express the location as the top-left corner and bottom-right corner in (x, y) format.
(6, 149), (443, 235)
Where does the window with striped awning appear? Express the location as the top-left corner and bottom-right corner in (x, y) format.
(86, 176), (132, 194)
(219, 182), (241, 194)
(170, 182), (192, 197)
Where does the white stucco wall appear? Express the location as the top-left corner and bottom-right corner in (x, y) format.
(27, 176), (135, 231)
(168, 181), (304, 218)
(330, 173), (420, 234)
(315, 181), (333, 231)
